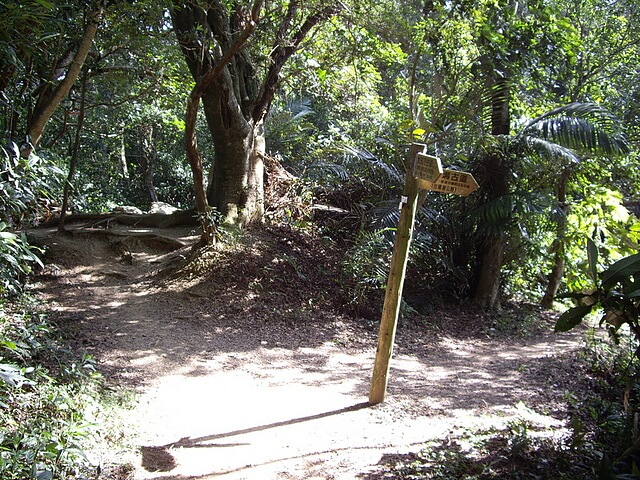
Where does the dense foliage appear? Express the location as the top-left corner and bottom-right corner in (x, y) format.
(0, 0), (639, 476)
(0, 300), (129, 479)
(1, 0), (637, 307)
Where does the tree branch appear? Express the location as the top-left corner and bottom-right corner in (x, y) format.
(197, 1), (262, 95)
(252, 2), (343, 123)
(26, 3), (103, 151)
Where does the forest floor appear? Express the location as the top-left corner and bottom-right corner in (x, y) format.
(27, 222), (591, 480)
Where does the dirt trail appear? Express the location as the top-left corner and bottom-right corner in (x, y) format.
(29, 225), (585, 480)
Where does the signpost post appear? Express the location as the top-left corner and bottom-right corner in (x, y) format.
(369, 145), (479, 405)
(369, 143), (424, 405)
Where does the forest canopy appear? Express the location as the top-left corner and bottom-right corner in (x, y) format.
(1, 0), (639, 310)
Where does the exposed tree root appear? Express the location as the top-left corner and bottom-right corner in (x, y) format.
(40, 210), (199, 229)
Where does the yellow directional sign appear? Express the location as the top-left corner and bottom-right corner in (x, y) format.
(413, 153), (443, 185)
(419, 169), (479, 196)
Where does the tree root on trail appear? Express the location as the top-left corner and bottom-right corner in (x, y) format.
(66, 228), (189, 251)
(65, 229), (192, 266)
(40, 209), (199, 229)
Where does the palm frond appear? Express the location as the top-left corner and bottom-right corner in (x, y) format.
(473, 194), (514, 226)
(288, 97), (313, 120)
(410, 230), (435, 256)
(518, 136), (581, 165)
(268, 97), (313, 120)
(306, 161), (350, 180)
(518, 102), (630, 156)
(471, 191), (551, 236)
(511, 190), (553, 216)
(371, 199), (400, 231)
(342, 145), (403, 183)
(477, 80), (513, 128)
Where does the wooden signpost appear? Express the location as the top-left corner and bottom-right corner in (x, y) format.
(417, 169), (479, 196)
(368, 144), (478, 405)
(413, 152), (443, 185)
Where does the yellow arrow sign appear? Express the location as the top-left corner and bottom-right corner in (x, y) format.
(413, 153), (443, 184)
(419, 169), (479, 196)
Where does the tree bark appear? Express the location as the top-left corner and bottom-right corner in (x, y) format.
(541, 169), (570, 309)
(26, 3), (102, 152)
(172, 0), (262, 241)
(474, 235), (504, 310)
(139, 124), (158, 203)
(120, 134), (130, 180)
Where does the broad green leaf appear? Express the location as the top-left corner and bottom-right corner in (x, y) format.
(555, 305), (593, 332)
(602, 253), (640, 289)
(1, 340), (17, 350)
(1, 253), (20, 267)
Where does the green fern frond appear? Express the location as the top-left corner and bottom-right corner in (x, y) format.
(342, 145), (403, 183)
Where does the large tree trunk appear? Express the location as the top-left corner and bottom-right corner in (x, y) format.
(541, 169), (570, 309)
(474, 235), (504, 310)
(25, 3), (102, 152)
(200, 78), (264, 226)
(171, 0), (341, 231)
(473, 77), (511, 311)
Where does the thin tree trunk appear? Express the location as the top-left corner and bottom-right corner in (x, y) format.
(120, 134), (129, 180)
(139, 124), (158, 203)
(58, 70), (89, 232)
(26, 4), (102, 152)
(184, 94), (214, 245)
(541, 169), (570, 309)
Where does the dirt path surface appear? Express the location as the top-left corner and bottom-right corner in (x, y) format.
(29, 225), (585, 480)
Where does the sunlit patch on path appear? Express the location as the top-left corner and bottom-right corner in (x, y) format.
(31, 226), (585, 479)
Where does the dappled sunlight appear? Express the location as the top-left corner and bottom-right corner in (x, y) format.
(122, 331), (579, 478)
(32, 226), (588, 479)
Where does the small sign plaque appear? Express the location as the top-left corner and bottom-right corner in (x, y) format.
(413, 153), (443, 184)
(419, 169), (479, 196)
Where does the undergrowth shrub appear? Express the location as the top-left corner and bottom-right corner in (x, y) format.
(369, 403), (598, 479)
(571, 330), (640, 478)
(0, 300), (126, 479)
(1, 142), (61, 297)
(0, 143), (62, 228)
(342, 228), (393, 315)
(0, 223), (43, 297)
(367, 329), (640, 480)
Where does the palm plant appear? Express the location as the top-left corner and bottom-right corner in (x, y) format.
(471, 102), (629, 309)
(517, 103), (629, 308)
